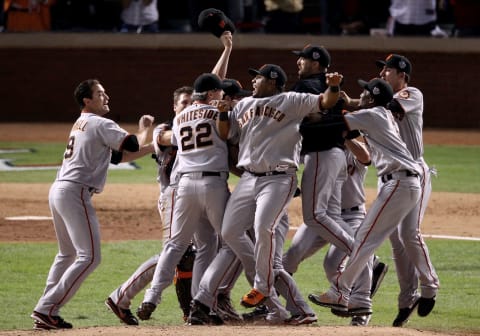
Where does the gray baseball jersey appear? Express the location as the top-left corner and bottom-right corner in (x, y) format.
(34, 113), (130, 317)
(389, 86), (440, 307)
(143, 102), (230, 305)
(222, 91), (321, 298)
(173, 103), (229, 173)
(230, 92), (321, 172)
(56, 113), (130, 192)
(322, 105), (422, 310)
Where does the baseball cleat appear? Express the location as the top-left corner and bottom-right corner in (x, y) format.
(188, 300), (224, 325)
(418, 296), (436, 317)
(30, 311), (73, 329)
(392, 296), (420, 327)
(350, 315), (371, 326)
(242, 304), (269, 322)
(371, 262), (389, 298)
(284, 313), (317, 325)
(241, 288), (267, 308)
(216, 293), (243, 322)
(136, 302), (156, 321)
(105, 297), (139, 325)
(308, 292), (348, 312)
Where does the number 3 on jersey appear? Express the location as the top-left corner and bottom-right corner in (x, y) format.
(180, 122), (213, 151)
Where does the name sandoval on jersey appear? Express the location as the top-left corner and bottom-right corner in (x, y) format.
(238, 105), (285, 128)
(176, 108), (218, 125)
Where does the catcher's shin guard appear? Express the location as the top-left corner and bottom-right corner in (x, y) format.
(174, 243), (196, 320)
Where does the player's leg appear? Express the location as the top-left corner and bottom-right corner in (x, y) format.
(33, 182), (101, 327)
(302, 150), (353, 254)
(248, 174), (297, 299)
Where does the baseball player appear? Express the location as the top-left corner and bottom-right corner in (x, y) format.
(107, 30), (235, 325)
(218, 64), (342, 308)
(31, 79), (154, 330)
(289, 44), (354, 258)
(376, 54), (440, 326)
(311, 78), (422, 317)
(105, 86), (194, 325)
(136, 72), (231, 321)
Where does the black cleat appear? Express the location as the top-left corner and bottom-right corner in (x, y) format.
(31, 311), (73, 329)
(136, 302), (156, 321)
(188, 300), (224, 325)
(392, 297), (420, 327)
(371, 262), (388, 298)
(242, 304), (269, 322)
(418, 296), (436, 317)
(105, 297), (139, 325)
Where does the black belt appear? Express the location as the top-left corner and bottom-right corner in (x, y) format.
(381, 170), (418, 183)
(342, 206), (360, 212)
(201, 171), (221, 177)
(249, 171), (286, 177)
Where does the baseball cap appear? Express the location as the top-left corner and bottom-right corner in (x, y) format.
(375, 54), (412, 75)
(222, 78), (251, 98)
(197, 8), (235, 38)
(193, 73), (229, 93)
(248, 64), (287, 88)
(357, 78), (394, 106)
(292, 45), (331, 68)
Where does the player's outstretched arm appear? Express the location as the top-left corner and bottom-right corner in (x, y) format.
(211, 31), (233, 80)
(320, 72), (343, 109)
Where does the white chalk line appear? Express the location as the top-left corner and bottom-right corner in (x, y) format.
(287, 227), (480, 242)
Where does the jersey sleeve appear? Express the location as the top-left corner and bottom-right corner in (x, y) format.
(96, 118), (130, 151)
(395, 87), (423, 115)
(285, 92), (321, 117)
(344, 108), (376, 131)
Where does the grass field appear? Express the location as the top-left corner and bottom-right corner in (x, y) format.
(1, 239), (479, 332)
(0, 141), (479, 333)
(1, 142), (480, 192)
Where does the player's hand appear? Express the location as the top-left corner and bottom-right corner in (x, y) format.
(325, 72), (343, 87)
(210, 100), (230, 113)
(139, 115), (154, 130)
(220, 31), (233, 49)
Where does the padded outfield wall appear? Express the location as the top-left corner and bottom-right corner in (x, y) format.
(0, 33), (479, 129)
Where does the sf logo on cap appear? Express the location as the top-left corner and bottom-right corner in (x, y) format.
(398, 60), (407, 70)
(270, 71), (278, 79)
(312, 52), (320, 60)
(373, 87), (380, 95)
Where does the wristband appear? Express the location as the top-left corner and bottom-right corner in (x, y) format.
(219, 112), (229, 121)
(329, 86), (340, 93)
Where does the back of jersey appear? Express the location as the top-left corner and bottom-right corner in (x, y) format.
(172, 103), (228, 173)
(57, 113), (129, 192)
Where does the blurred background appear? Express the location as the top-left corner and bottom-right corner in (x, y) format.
(0, 0), (479, 129)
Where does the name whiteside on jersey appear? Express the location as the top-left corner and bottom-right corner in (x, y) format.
(238, 105), (285, 128)
(176, 108), (218, 125)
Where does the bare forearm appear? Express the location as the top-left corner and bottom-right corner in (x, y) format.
(121, 143), (154, 162)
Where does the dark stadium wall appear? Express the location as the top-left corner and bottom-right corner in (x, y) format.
(0, 34), (478, 129)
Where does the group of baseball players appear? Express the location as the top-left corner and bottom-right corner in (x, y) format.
(30, 10), (440, 331)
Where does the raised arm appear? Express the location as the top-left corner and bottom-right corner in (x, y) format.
(211, 31), (233, 80)
(320, 72), (343, 109)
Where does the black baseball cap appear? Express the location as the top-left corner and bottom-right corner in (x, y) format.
(222, 78), (251, 98)
(248, 64), (287, 88)
(197, 8), (235, 38)
(292, 45), (331, 68)
(357, 78), (393, 106)
(193, 73), (229, 93)
(375, 54), (412, 75)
